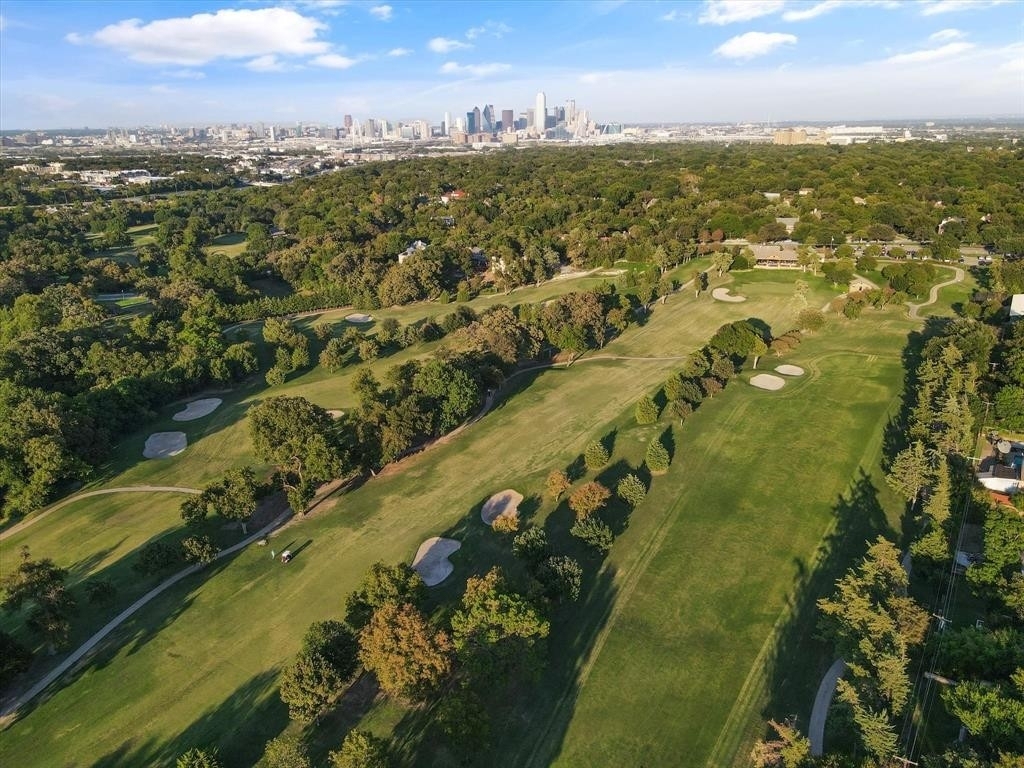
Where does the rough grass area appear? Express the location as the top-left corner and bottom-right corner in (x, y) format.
(205, 232), (248, 258)
(0, 271), (914, 768)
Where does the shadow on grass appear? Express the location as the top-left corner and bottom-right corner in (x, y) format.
(90, 667), (285, 768)
(756, 470), (897, 754)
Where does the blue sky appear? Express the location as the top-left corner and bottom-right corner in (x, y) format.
(1, 0), (1021, 128)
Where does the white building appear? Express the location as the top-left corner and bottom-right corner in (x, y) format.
(535, 91), (546, 136)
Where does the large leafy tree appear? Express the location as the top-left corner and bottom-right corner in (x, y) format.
(1, 546), (76, 653)
(358, 602), (452, 701)
(344, 562), (426, 630)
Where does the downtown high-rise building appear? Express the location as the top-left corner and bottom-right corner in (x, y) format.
(535, 92), (546, 136)
(501, 109), (514, 132)
(482, 104), (494, 133)
(465, 110), (477, 134)
(443, 111), (451, 136)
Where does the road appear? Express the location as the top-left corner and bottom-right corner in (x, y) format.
(907, 266), (965, 319)
(809, 658), (847, 755)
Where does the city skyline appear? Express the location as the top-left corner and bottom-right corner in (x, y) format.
(1, 0), (1022, 129)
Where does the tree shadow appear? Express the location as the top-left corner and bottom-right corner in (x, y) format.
(758, 470), (895, 750)
(90, 668), (285, 768)
(659, 425), (676, 463)
(306, 672), (383, 764)
(595, 459), (637, 536)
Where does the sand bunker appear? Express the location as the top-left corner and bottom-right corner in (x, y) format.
(327, 409), (345, 419)
(481, 489), (524, 526)
(712, 287), (747, 303)
(412, 537), (461, 587)
(345, 313), (374, 324)
(172, 398), (222, 422)
(144, 432), (188, 459)
(775, 364), (805, 376)
(750, 374), (786, 391)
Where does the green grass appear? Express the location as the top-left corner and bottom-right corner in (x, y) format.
(205, 232), (248, 258)
(0, 269), (921, 768)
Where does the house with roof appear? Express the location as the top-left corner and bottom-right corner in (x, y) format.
(398, 240), (427, 264)
(751, 242), (800, 269)
(1010, 294), (1024, 318)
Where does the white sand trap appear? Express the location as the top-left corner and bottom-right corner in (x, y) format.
(775, 364), (805, 377)
(481, 489), (524, 526)
(172, 398), (222, 422)
(750, 374), (786, 391)
(412, 537), (461, 587)
(144, 431), (188, 459)
(327, 409), (345, 419)
(712, 287), (747, 303)
(345, 313), (374, 324)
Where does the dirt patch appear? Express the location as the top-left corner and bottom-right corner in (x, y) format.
(172, 398), (222, 421)
(345, 313), (373, 324)
(143, 432), (187, 459)
(775, 364), (805, 376)
(750, 374), (786, 391)
(412, 537), (461, 587)
(481, 489), (523, 526)
(712, 287), (747, 303)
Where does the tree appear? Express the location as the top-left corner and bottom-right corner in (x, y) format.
(617, 473), (647, 507)
(358, 602), (452, 700)
(584, 440), (610, 471)
(886, 440), (929, 503)
(133, 541), (181, 576)
(751, 337), (768, 370)
(712, 250), (734, 277)
(279, 649), (350, 723)
(345, 562), (426, 629)
(302, 620), (360, 680)
(319, 337), (350, 372)
(645, 437), (670, 474)
(262, 736), (312, 768)
(249, 396), (344, 492)
(545, 469), (571, 501)
(85, 577), (117, 605)
(451, 568), (550, 681)
(536, 556), (583, 602)
(329, 731), (391, 768)
(181, 535), (219, 565)
(635, 395), (659, 425)
(568, 481), (610, 519)
(176, 748), (222, 768)
(512, 526), (549, 564)
(750, 718), (811, 768)
(1, 546), (75, 653)
(570, 517), (614, 552)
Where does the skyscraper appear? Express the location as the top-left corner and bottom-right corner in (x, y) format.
(535, 92), (546, 136)
(466, 110), (477, 134)
(473, 106), (482, 135)
(501, 109), (514, 132)
(343, 114), (353, 129)
(443, 111), (451, 136)
(482, 104), (494, 133)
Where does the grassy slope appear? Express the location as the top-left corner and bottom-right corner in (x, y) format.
(0, 269), (867, 768)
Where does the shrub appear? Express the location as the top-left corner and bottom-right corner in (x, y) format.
(329, 730), (391, 768)
(796, 308), (825, 331)
(570, 517), (614, 552)
(536, 556), (583, 602)
(617, 474), (647, 507)
(513, 527), (549, 564)
(181, 535), (219, 565)
(645, 438), (670, 474)
(584, 441), (610, 471)
(492, 514), (520, 535)
(263, 736), (312, 768)
(545, 469), (571, 500)
(635, 395), (659, 425)
(568, 481), (611, 519)
(671, 400), (693, 422)
(133, 541), (181, 575)
(85, 578), (117, 605)
(0, 630), (32, 687)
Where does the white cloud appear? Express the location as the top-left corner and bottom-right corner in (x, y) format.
(83, 8), (330, 66)
(919, 0), (1008, 15)
(387, 47), (412, 57)
(163, 69), (206, 80)
(929, 28), (964, 41)
(246, 55), (288, 72)
(661, 10), (681, 21)
(782, 1), (844, 22)
(149, 84), (178, 95)
(700, 1), (785, 25)
(312, 53), (360, 69)
(428, 37), (471, 53)
(369, 5), (393, 21)
(715, 31), (797, 59)
(439, 61), (510, 77)
(885, 41), (973, 64)
(466, 21), (512, 39)
(0, 15), (6, 32)
(65, 31), (85, 44)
